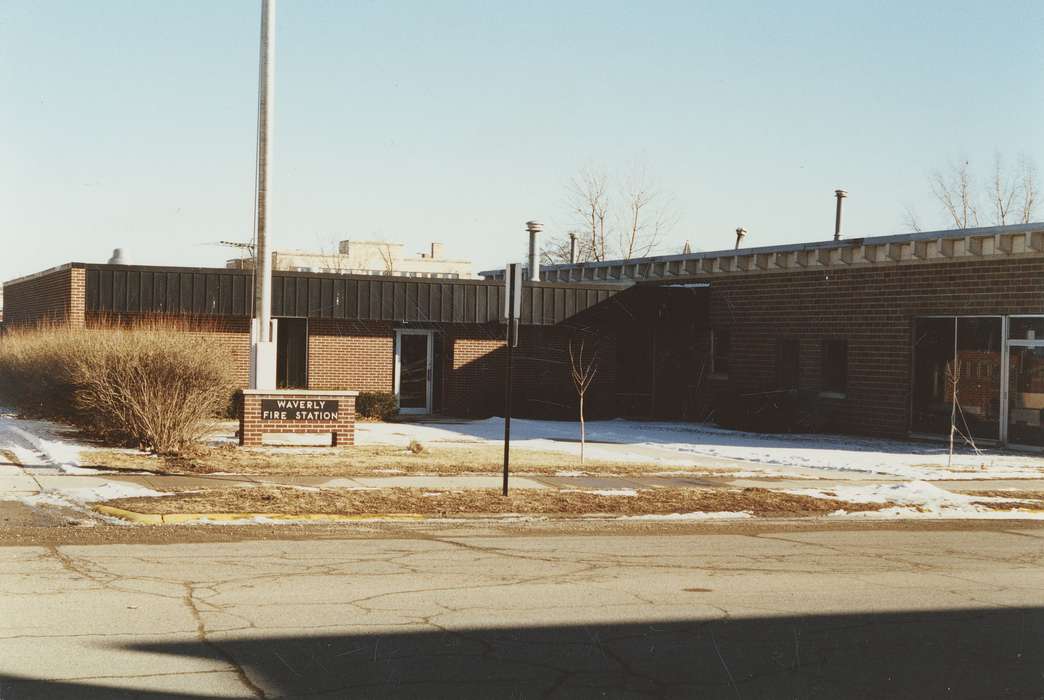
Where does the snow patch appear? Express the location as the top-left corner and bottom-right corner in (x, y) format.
(790, 480), (1044, 519)
(616, 511), (752, 521)
(357, 418), (1044, 481)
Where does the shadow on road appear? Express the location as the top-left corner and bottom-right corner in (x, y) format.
(2, 606), (1042, 698)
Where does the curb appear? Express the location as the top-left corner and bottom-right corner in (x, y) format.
(93, 505), (426, 525)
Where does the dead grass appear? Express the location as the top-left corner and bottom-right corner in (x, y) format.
(82, 444), (720, 477)
(963, 490), (1044, 511)
(104, 486), (888, 518)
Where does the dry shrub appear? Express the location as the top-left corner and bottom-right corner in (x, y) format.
(0, 318), (236, 454)
(0, 320), (84, 420)
(356, 391), (398, 420)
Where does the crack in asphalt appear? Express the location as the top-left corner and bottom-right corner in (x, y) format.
(1, 527), (1041, 697)
(182, 581), (267, 699)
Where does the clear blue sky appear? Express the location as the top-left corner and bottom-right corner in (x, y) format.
(2, 0), (1042, 282)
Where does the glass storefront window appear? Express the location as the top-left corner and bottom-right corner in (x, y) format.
(911, 317), (1002, 441)
(1009, 317), (1044, 341)
(1008, 347), (1044, 446)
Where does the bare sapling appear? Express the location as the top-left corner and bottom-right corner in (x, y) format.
(569, 340), (599, 464)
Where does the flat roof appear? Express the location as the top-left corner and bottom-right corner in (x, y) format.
(480, 221), (1044, 278)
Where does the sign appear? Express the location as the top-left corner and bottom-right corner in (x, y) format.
(260, 398), (340, 421)
(503, 262), (522, 320)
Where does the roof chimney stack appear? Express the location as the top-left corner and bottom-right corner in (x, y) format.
(568, 232), (578, 264)
(834, 189), (847, 241)
(526, 220), (542, 282)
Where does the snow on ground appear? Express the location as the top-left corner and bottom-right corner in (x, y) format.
(359, 418), (1044, 480)
(787, 480), (1044, 520)
(20, 482), (169, 509)
(0, 408), (99, 474)
(616, 511), (753, 521)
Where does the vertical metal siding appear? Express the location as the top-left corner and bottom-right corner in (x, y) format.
(82, 265), (620, 325)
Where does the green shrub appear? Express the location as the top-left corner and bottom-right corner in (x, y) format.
(0, 320), (236, 455)
(356, 391), (398, 420)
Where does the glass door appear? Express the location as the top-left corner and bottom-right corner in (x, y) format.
(1006, 317), (1044, 447)
(395, 331), (432, 414)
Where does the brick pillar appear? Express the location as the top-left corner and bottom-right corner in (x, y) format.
(68, 267), (86, 329)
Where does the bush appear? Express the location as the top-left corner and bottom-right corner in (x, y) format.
(712, 389), (830, 434)
(0, 320), (236, 455)
(356, 391), (398, 421)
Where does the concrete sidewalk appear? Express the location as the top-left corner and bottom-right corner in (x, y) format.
(31, 470), (1044, 496)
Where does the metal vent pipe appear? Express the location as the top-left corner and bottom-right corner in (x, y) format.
(568, 232), (578, 264)
(526, 220), (542, 282)
(734, 227), (746, 250)
(834, 189), (847, 241)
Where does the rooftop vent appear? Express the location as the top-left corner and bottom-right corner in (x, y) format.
(107, 248), (132, 265)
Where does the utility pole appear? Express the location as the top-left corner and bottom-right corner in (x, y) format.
(250, 0), (277, 389)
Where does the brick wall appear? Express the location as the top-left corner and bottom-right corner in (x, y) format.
(699, 257), (1044, 437)
(443, 324), (618, 419)
(3, 265), (85, 327)
(307, 320), (395, 392)
(445, 327), (505, 417)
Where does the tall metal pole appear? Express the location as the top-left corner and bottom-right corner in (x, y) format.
(255, 0), (275, 343)
(502, 274), (515, 497)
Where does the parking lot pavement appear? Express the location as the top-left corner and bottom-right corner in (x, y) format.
(1, 525), (1042, 698)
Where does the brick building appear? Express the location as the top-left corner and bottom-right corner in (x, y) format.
(482, 222), (1044, 448)
(6, 222), (1044, 448)
(0, 263), (630, 420)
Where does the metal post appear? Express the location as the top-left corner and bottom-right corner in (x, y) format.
(569, 232), (578, 264)
(502, 272), (516, 496)
(255, 0), (275, 343)
(833, 189), (847, 241)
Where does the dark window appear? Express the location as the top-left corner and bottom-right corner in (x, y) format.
(776, 338), (800, 389)
(911, 317), (1001, 441)
(276, 318), (308, 389)
(821, 339), (848, 394)
(712, 329), (730, 376)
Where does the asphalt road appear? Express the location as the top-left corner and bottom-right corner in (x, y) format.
(1, 524), (1042, 699)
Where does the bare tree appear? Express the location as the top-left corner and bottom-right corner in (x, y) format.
(545, 163), (678, 264)
(373, 241), (397, 274)
(617, 165), (676, 259)
(902, 205), (923, 233)
(568, 340), (598, 464)
(566, 166), (610, 262)
(1015, 154), (1038, 224)
(909, 153), (1039, 231)
(930, 159), (980, 229)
